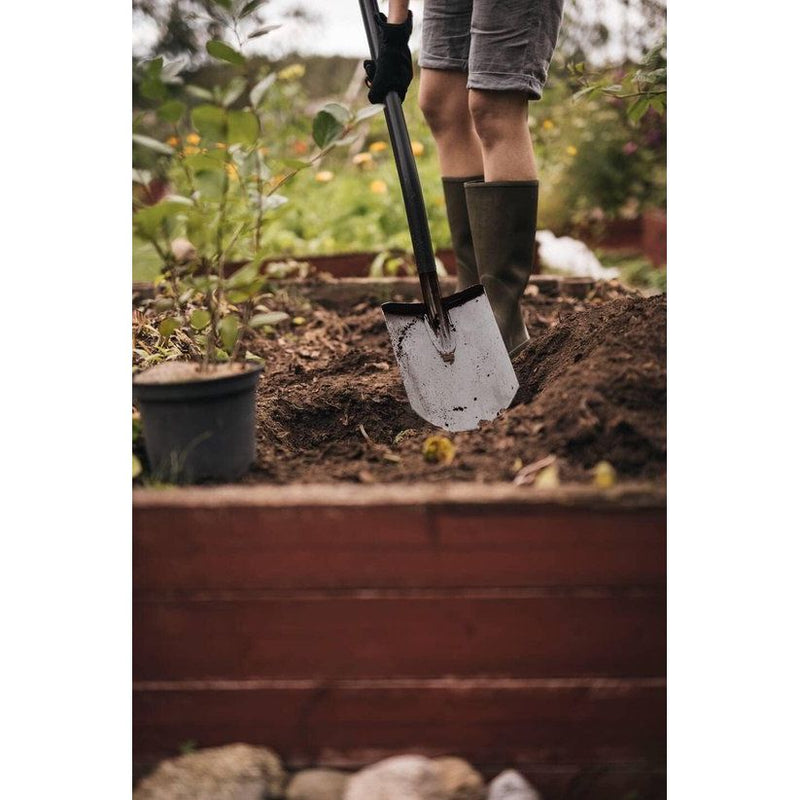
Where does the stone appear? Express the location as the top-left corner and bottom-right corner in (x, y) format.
(486, 770), (541, 800)
(286, 768), (351, 800)
(432, 757), (487, 800)
(133, 743), (286, 800)
(344, 755), (446, 800)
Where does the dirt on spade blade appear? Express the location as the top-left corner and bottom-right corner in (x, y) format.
(245, 283), (666, 486)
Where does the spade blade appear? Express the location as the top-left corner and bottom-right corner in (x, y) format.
(382, 284), (519, 432)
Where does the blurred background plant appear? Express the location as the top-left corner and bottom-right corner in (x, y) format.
(134, 0), (666, 286)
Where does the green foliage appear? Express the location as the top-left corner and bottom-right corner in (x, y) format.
(133, 5), (383, 367)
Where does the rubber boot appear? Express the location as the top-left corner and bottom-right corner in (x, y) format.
(465, 180), (538, 356)
(442, 175), (483, 291)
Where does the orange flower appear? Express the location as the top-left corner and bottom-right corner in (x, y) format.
(166, 135), (180, 147)
(411, 140), (424, 156)
(315, 170), (334, 183)
(369, 179), (388, 194)
(186, 132), (201, 145)
(292, 140), (309, 155)
(369, 141), (388, 153)
(541, 119), (555, 131)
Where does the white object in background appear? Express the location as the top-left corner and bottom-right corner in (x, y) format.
(536, 229), (619, 280)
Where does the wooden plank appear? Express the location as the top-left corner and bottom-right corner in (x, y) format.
(132, 678), (666, 768)
(133, 504), (665, 591)
(133, 593), (665, 680)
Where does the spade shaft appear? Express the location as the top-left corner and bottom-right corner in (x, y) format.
(358, 0), (451, 343)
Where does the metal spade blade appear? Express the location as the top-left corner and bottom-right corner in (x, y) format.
(383, 284), (519, 431)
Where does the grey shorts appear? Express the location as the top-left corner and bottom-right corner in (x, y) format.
(418, 0), (565, 100)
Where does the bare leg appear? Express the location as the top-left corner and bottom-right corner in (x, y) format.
(468, 89), (537, 182)
(418, 68), (484, 178)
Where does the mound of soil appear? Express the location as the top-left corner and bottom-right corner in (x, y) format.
(246, 284), (666, 485)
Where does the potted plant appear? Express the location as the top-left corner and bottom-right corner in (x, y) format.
(132, 0), (382, 483)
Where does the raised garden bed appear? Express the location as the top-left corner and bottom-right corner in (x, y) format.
(133, 276), (666, 799)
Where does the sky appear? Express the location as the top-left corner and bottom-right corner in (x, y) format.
(133, 0), (651, 63)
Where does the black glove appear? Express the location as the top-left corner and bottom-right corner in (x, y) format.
(363, 11), (413, 104)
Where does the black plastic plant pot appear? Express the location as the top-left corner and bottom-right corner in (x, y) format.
(133, 362), (264, 484)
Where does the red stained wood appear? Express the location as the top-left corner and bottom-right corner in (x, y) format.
(132, 678), (665, 767)
(133, 504), (665, 592)
(133, 593), (664, 681)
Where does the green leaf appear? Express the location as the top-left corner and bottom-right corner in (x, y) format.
(240, 0), (265, 17)
(133, 454), (143, 479)
(354, 104), (384, 122)
(249, 73), (276, 107)
(190, 309), (211, 330)
(222, 76), (247, 107)
(140, 76), (167, 101)
(185, 84), (214, 101)
(228, 109), (259, 144)
(218, 314), (240, 352)
(248, 24), (281, 39)
(157, 100), (186, 123)
(226, 261), (261, 289)
(628, 94), (651, 124)
(191, 104), (227, 142)
(132, 134), (174, 155)
(278, 158), (309, 170)
(206, 40), (246, 66)
(312, 110), (345, 149)
(158, 317), (182, 340)
(250, 311), (289, 328)
(320, 102), (351, 125)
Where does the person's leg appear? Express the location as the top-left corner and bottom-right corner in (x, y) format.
(418, 68), (483, 178)
(462, 0), (564, 354)
(468, 89), (536, 181)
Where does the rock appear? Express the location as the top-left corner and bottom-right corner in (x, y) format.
(487, 770), (541, 800)
(133, 743), (286, 800)
(344, 755), (446, 800)
(287, 768), (350, 800)
(432, 757), (487, 800)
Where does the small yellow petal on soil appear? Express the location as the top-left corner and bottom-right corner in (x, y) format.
(566, 145), (578, 156)
(315, 170), (334, 183)
(411, 140), (425, 156)
(422, 435), (456, 465)
(186, 132), (201, 145)
(533, 463), (560, 489)
(593, 460), (617, 489)
(369, 141), (388, 153)
(292, 316), (306, 326)
(370, 179), (388, 194)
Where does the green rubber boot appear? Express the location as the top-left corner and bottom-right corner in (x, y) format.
(442, 175), (483, 291)
(465, 180), (538, 356)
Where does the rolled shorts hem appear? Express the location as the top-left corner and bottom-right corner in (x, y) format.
(418, 53), (469, 72)
(467, 71), (544, 101)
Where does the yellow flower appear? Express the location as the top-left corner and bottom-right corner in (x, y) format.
(183, 145), (200, 155)
(566, 145), (578, 156)
(352, 152), (373, 166)
(215, 142), (227, 150)
(259, 146), (269, 155)
(369, 141), (388, 153)
(541, 119), (555, 131)
(369, 179), (388, 194)
(411, 140), (425, 156)
(166, 135), (180, 147)
(278, 63), (306, 81)
(225, 162), (239, 180)
(186, 132), (201, 145)
(315, 170), (334, 183)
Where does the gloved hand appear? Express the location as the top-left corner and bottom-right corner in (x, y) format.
(363, 11), (413, 104)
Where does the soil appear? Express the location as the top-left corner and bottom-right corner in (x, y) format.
(239, 281), (666, 486)
(133, 360), (258, 384)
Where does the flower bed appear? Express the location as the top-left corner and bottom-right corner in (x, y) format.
(133, 276), (666, 798)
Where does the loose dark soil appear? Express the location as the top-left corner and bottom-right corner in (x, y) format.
(240, 282), (665, 485)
